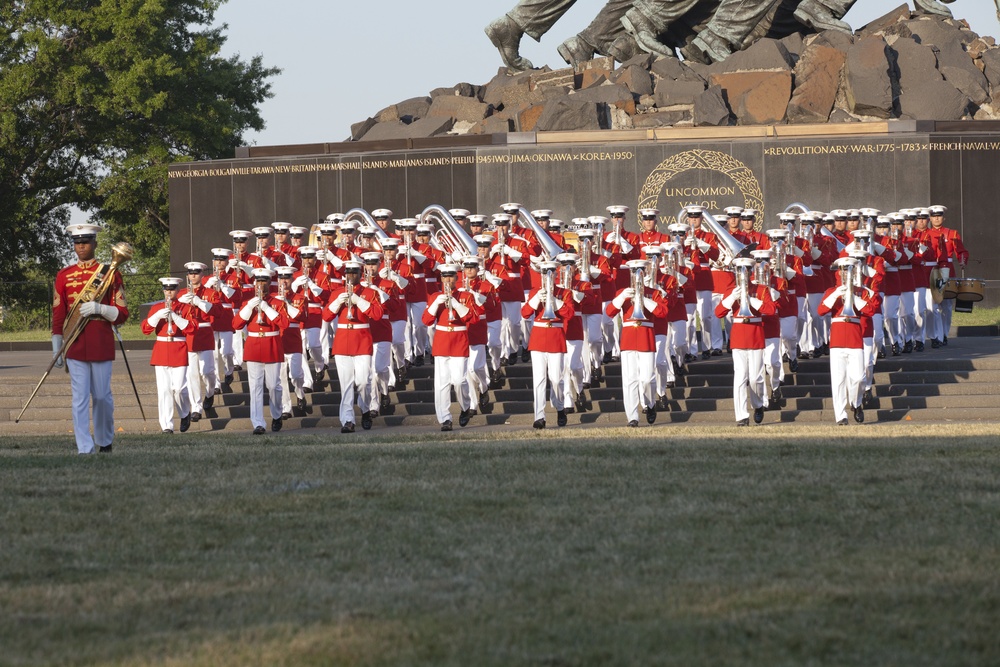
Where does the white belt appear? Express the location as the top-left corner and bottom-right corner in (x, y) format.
(623, 321), (654, 328)
(242, 284), (253, 289)
(886, 267), (898, 272)
(833, 317), (860, 323)
(413, 273), (425, 278)
(382, 315), (390, 320)
(733, 317), (762, 323)
(426, 278), (438, 283)
(435, 325), (467, 332)
(788, 290), (797, 296)
(156, 336), (185, 342)
(507, 272), (521, 278)
(250, 330), (280, 337)
(534, 321), (563, 328)
(338, 323), (369, 330)
(222, 303), (234, 309)
(307, 303), (323, 309)
(900, 266), (912, 270)
(198, 322), (212, 328)
(287, 323), (300, 328)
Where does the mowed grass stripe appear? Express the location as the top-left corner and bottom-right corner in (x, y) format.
(2, 425), (1000, 666)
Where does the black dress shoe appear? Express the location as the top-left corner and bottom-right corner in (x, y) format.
(533, 419), (546, 429)
(303, 386), (313, 394)
(736, 418), (750, 427)
(203, 394), (214, 410)
(627, 420), (639, 428)
(281, 412), (292, 420)
(180, 414), (191, 433)
(656, 396), (669, 411)
(821, 343), (829, 356)
(521, 348), (530, 363)
(98, 444), (112, 453)
(711, 348), (723, 357)
(877, 347), (886, 359)
(611, 355), (621, 363)
(753, 406), (764, 424)
(253, 426), (266, 435)
(931, 339), (941, 349)
(576, 393), (587, 411)
(581, 381), (590, 390)
(646, 405), (656, 425)
(297, 397), (307, 412)
(594, 368), (604, 383)
(701, 351), (711, 360)
(863, 388), (873, 408)
(341, 422), (355, 434)
(233, 364), (242, 372)
(789, 357), (799, 372)
(684, 353), (697, 363)
(361, 411), (373, 430)
(162, 429), (173, 434)
(902, 340), (913, 353)
(557, 410), (567, 427)
(224, 373), (233, 385)
(915, 341), (925, 352)
(479, 392), (490, 410)
(380, 394), (391, 411)
(190, 411), (201, 422)
(602, 351), (612, 364)
(499, 356), (508, 367)
(414, 355), (425, 367)
(942, 335), (948, 345)
(853, 406), (864, 423)
(837, 418), (848, 426)
(271, 418), (282, 432)
(459, 409), (472, 427)
(441, 420), (453, 432)
(892, 342), (900, 356)
(507, 353), (517, 366)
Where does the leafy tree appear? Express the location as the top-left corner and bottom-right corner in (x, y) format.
(0, 0), (278, 284)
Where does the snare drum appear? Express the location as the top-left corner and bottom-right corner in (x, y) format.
(942, 278), (959, 300)
(955, 278), (985, 302)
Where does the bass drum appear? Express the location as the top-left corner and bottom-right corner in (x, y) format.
(942, 278), (959, 300)
(562, 230), (580, 253)
(956, 278), (986, 302)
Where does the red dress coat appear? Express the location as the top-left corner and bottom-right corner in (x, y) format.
(52, 260), (129, 362)
(521, 287), (576, 353)
(232, 295), (290, 364)
(714, 283), (777, 350)
(274, 291), (308, 354)
(175, 285), (215, 353)
(141, 302), (195, 367)
(818, 285), (881, 348)
(605, 288), (668, 352)
(207, 270), (243, 333)
(292, 266), (331, 329)
(322, 284), (385, 356)
(421, 289), (481, 357)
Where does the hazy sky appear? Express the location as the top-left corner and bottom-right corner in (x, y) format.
(213, 0), (1000, 149)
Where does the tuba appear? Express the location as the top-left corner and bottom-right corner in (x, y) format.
(578, 234), (592, 284)
(630, 264), (647, 321)
(518, 206), (564, 262)
(421, 205), (479, 261)
(345, 208), (393, 250)
(678, 208), (754, 266)
(541, 267), (558, 320)
(841, 262), (857, 318)
(735, 262), (755, 318)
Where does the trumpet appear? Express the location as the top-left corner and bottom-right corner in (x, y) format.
(165, 295), (175, 336)
(443, 282), (457, 322)
(213, 265), (222, 294)
(735, 263), (755, 318)
(344, 273), (359, 321)
(255, 281), (265, 325)
(630, 265), (647, 321)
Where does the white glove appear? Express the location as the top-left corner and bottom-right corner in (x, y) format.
(571, 290), (584, 304)
(191, 296), (211, 314)
(872, 242), (886, 255)
(802, 266), (814, 277)
(262, 303), (279, 320)
(917, 243), (928, 254)
(227, 258), (239, 271)
(793, 245), (804, 258)
(696, 239), (711, 253)
(452, 299), (469, 318)
(505, 247), (523, 262)
(204, 276), (219, 289)
(353, 295), (371, 313)
(329, 254), (345, 270)
(147, 309), (167, 327)
(79, 300), (99, 317)
(606, 232), (619, 245)
(528, 291), (542, 310)
(329, 293), (348, 312)
(722, 291), (737, 310)
(51, 334), (64, 369)
(378, 267), (390, 279)
(172, 314), (190, 331)
(822, 289), (841, 309)
(244, 296), (262, 310)
(178, 293), (194, 304)
(286, 304), (300, 319)
(589, 266), (601, 278)
(642, 297), (658, 312)
(749, 297), (763, 312)
(684, 236), (697, 249)
(785, 267), (796, 281)
(238, 302), (255, 320)
(811, 246), (822, 260)
(473, 293), (487, 307)
(292, 275), (308, 291)
(619, 238), (634, 254)
(433, 293), (447, 308)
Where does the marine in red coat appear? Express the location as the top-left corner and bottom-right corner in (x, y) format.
(142, 278), (196, 433)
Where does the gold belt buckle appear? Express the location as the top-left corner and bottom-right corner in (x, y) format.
(256, 330), (265, 337)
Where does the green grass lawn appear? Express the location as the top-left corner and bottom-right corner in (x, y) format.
(2, 425), (1000, 666)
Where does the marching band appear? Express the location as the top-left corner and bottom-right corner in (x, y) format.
(57, 201), (968, 438)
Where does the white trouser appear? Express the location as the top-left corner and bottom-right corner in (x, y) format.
(214, 330), (234, 388)
(405, 302), (428, 359)
(898, 290), (915, 344)
(914, 287), (933, 342)
(795, 295), (806, 342)
(830, 347), (865, 423)
(336, 354), (371, 425)
(732, 348), (765, 422)
(620, 349), (655, 423)
(67, 359), (114, 454)
(530, 350), (565, 421)
(883, 294), (900, 346)
(246, 360), (281, 429)
(563, 339), (584, 402)
(369, 341), (392, 412)
(798, 292), (822, 354)
(155, 365), (190, 432)
(583, 313), (603, 382)
(697, 290), (722, 351)
(763, 336), (781, 395)
(434, 355), (470, 424)
(390, 320), (407, 385)
(711, 291), (731, 348)
(684, 303), (697, 353)
(654, 333), (672, 395)
(601, 303), (617, 358)
(468, 344), (490, 407)
(872, 312), (885, 351)
(187, 349), (216, 411)
(486, 320), (502, 372)
(280, 352), (304, 414)
(668, 320), (687, 370)
(938, 298), (955, 339)
(319, 320), (334, 366)
(520, 290), (533, 350)
(779, 316), (798, 382)
(233, 327), (245, 366)
(300, 327), (324, 389)
(863, 336), (875, 390)
(500, 301), (522, 358)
